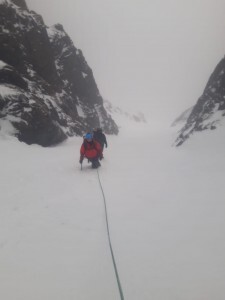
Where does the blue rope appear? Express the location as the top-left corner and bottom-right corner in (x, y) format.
(97, 169), (125, 300)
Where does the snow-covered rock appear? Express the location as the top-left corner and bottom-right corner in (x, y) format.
(175, 57), (225, 146)
(0, 0), (118, 146)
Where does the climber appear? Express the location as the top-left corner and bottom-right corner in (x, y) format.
(79, 133), (103, 168)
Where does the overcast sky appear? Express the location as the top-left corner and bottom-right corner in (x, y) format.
(26, 0), (225, 123)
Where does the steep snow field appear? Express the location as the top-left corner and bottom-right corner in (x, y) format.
(1, 121), (225, 300)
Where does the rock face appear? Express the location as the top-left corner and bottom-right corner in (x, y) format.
(0, 0), (118, 146)
(175, 58), (225, 146)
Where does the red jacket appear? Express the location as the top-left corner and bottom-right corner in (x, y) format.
(80, 140), (103, 159)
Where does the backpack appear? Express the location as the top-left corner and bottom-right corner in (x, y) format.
(83, 140), (98, 151)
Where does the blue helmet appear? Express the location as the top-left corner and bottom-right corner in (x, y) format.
(85, 133), (93, 140)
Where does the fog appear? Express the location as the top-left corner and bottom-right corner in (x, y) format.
(26, 0), (225, 124)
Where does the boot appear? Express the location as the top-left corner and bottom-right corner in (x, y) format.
(91, 159), (101, 169)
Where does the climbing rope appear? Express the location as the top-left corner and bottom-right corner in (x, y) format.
(96, 168), (125, 300)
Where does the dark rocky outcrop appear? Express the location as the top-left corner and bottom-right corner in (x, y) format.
(0, 0), (118, 146)
(175, 58), (225, 146)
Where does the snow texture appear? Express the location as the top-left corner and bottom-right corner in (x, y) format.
(0, 118), (225, 299)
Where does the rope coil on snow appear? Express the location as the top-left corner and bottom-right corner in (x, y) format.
(96, 169), (125, 300)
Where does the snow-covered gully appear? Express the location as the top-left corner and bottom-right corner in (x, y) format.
(1, 123), (225, 299)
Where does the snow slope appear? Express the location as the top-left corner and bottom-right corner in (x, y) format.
(0, 121), (225, 300)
